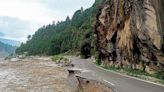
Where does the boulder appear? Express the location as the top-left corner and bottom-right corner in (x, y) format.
(145, 66), (157, 74)
(136, 62), (145, 71)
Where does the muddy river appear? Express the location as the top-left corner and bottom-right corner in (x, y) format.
(0, 57), (71, 92)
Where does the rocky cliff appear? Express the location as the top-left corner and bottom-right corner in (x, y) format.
(94, 0), (164, 74)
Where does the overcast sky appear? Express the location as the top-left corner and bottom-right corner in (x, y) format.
(0, 0), (95, 42)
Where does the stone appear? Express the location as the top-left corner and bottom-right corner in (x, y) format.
(145, 66), (157, 74)
(94, 0), (164, 74)
(136, 62), (145, 71)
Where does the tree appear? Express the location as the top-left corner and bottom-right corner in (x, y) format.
(27, 35), (31, 41)
(81, 6), (84, 13)
(66, 16), (70, 21)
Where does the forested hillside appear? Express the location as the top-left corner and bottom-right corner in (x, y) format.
(16, 0), (102, 55)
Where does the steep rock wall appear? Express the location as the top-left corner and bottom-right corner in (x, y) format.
(94, 0), (164, 74)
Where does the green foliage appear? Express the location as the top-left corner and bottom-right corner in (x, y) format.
(51, 55), (64, 62)
(153, 72), (164, 80)
(96, 58), (101, 65)
(16, 0), (103, 56)
(103, 65), (151, 76)
(51, 55), (70, 66)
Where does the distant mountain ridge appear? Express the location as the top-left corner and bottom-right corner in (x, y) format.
(0, 41), (17, 58)
(0, 32), (4, 36)
(0, 38), (21, 46)
(0, 49), (9, 58)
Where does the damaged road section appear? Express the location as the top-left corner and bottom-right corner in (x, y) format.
(67, 68), (116, 92)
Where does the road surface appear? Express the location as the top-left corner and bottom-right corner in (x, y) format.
(71, 57), (164, 92)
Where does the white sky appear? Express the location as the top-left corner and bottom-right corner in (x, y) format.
(0, 0), (95, 42)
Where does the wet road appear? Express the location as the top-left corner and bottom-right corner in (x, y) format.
(72, 58), (164, 92)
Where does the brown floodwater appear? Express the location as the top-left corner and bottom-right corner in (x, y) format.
(0, 57), (71, 92)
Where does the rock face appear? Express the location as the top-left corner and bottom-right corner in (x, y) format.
(94, 0), (164, 74)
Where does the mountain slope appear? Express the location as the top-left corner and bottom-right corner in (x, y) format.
(0, 38), (21, 46)
(0, 32), (4, 36)
(16, 0), (102, 55)
(0, 49), (9, 58)
(0, 41), (17, 57)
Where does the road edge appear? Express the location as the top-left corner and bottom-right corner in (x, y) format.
(88, 59), (164, 87)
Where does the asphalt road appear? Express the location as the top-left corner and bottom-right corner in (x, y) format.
(71, 57), (164, 92)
